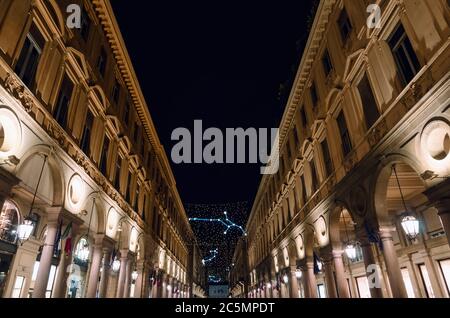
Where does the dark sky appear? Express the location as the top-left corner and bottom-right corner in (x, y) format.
(111, 0), (316, 282)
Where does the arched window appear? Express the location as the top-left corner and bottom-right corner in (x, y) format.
(0, 200), (20, 244)
(74, 237), (90, 264)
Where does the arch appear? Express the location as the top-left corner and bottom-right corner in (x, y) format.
(47, 0), (66, 37)
(328, 201), (357, 250)
(325, 88), (342, 113)
(66, 47), (91, 80)
(372, 153), (428, 227)
(79, 191), (106, 234)
(90, 85), (109, 111)
(15, 144), (64, 206)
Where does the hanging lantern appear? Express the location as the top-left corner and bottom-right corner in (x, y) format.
(17, 218), (35, 242)
(266, 282), (271, 289)
(295, 270), (302, 279)
(131, 270), (138, 281)
(401, 214), (420, 240)
(282, 274), (289, 284)
(345, 243), (357, 261)
(112, 258), (121, 272)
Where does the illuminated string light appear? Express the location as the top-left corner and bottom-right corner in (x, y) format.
(189, 211), (247, 236)
(201, 248), (219, 265)
(208, 275), (222, 283)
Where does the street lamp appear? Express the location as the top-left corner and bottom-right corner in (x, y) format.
(18, 154), (48, 244)
(344, 243), (357, 261)
(393, 165), (420, 240)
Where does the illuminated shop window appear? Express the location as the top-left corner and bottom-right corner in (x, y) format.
(0, 200), (20, 244)
(356, 276), (371, 298)
(419, 264), (435, 298)
(11, 276), (25, 298)
(401, 268), (416, 298)
(438, 259), (450, 294)
(317, 284), (326, 298)
(74, 238), (90, 264)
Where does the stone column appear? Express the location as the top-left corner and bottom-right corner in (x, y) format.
(86, 238), (104, 298)
(332, 250), (350, 298)
(133, 260), (145, 298)
(123, 256), (133, 298)
(115, 249), (128, 298)
(288, 266), (299, 298)
(33, 208), (61, 298)
(52, 220), (81, 298)
(303, 261), (318, 298)
(322, 256), (337, 298)
(156, 271), (165, 298)
(379, 228), (407, 298)
(358, 234), (383, 298)
(98, 248), (111, 298)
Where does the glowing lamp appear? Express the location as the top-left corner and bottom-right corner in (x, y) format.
(401, 214), (420, 240)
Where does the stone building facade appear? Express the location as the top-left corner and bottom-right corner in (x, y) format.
(0, 0), (204, 298)
(231, 0), (450, 298)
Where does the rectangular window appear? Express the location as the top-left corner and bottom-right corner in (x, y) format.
(419, 264), (435, 298)
(45, 265), (57, 298)
(317, 284), (326, 298)
(114, 156), (122, 190)
(99, 136), (110, 176)
(124, 103), (130, 126)
(321, 139), (333, 177)
(338, 7), (352, 43)
(299, 107), (307, 128)
(80, 8), (91, 41)
(97, 47), (107, 77)
(112, 79), (120, 104)
(310, 82), (319, 108)
(54, 75), (74, 129)
(126, 172), (133, 203)
(438, 259), (450, 294)
(15, 24), (45, 89)
(134, 184), (139, 211)
(337, 111), (352, 157)
(310, 160), (319, 192)
(31, 261), (40, 281)
(356, 276), (371, 298)
(322, 49), (333, 76)
(388, 24), (421, 87)
(300, 174), (306, 201)
(11, 276), (25, 298)
(80, 110), (94, 155)
(358, 74), (380, 129)
(401, 268), (416, 298)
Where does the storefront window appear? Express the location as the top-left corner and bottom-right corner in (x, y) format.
(401, 268), (415, 298)
(438, 259), (450, 294)
(356, 276), (371, 298)
(0, 201), (20, 244)
(11, 276), (25, 298)
(419, 264), (435, 298)
(317, 284), (326, 298)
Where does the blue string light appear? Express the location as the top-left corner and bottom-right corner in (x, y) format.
(208, 275), (222, 283)
(189, 211), (247, 236)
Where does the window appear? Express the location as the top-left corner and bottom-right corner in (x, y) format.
(300, 175), (306, 201)
(322, 49), (333, 76)
(112, 79), (120, 104)
(11, 276), (25, 298)
(358, 74), (380, 129)
(438, 259), (450, 294)
(338, 7), (352, 43)
(124, 103), (130, 125)
(45, 265), (57, 298)
(401, 268), (416, 298)
(337, 111), (352, 157)
(317, 284), (326, 298)
(419, 264), (435, 298)
(115, 156), (122, 190)
(310, 160), (319, 192)
(80, 8), (91, 41)
(15, 24), (45, 89)
(97, 47), (107, 77)
(0, 200), (19, 244)
(134, 123), (140, 142)
(310, 82), (319, 108)
(321, 139), (333, 177)
(126, 172), (133, 203)
(54, 75), (74, 129)
(388, 24), (420, 87)
(300, 107), (307, 128)
(356, 276), (371, 298)
(134, 184), (140, 211)
(99, 136), (110, 176)
(80, 110), (94, 155)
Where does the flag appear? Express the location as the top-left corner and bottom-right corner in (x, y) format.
(62, 222), (73, 255)
(53, 219), (63, 256)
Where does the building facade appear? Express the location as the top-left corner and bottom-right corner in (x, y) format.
(0, 0), (204, 298)
(231, 0), (450, 298)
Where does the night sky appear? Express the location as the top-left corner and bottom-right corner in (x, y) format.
(111, 0), (317, 283)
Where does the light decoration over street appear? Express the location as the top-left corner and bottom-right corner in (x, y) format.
(189, 211), (247, 236)
(208, 275), (222, 283)
(202, 248), (219, 265)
